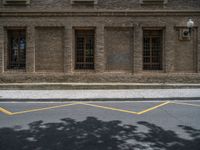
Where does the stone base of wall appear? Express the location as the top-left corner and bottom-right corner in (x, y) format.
(0, 73), (200, 84)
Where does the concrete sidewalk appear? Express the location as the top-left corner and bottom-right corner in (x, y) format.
(0, 82), (200, 90)
(0, 89), (200, 101)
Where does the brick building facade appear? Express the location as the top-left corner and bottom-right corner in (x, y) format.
(0, 0), (200, 83)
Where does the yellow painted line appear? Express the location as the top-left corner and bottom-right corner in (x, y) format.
(80, 102), (170, 115)
(0, 103), (80, 116)
(0, 107), (14, 115)
(137, 101), (171, 115)
(12, 103), (80, 115)
(80, 103), (139, 115)
(170, 101), (200, 107)
(0, 101), (172, 116)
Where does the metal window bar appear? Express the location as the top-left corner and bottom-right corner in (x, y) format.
(7, 29), (26, 69)
(143, 30), (162, 70)
(75, 30), (94, 70)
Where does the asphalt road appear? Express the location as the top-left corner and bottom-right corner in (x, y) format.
(0, 100), (200, 150)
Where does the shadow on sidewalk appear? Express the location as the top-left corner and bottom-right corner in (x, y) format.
(0, 117), (200, 150)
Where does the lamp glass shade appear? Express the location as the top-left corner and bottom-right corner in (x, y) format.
(187, 18), (194, 28)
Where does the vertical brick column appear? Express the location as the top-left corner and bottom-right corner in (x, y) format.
(26, 26), (35, 73)
(165, 25), (175, 73)
(95, 25), (105, 73)
(64, 26), (73, 74)
(198, 27), (200, 73)
(133, 25), (143, 73)
(0, 26), (4, 73)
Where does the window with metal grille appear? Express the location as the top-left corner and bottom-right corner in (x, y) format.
(7, 29), (26, 69)
(71, 0), (98, 5)
(143, 30), (162, 70)
(140, 0), (168, 5)
(75, 30), (95, 70)
(3, 0), (31, 6)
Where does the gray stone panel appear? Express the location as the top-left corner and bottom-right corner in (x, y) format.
(105, 27), (133, 72)
(35, 27), (64, 72)
(174, 28), (197, 73)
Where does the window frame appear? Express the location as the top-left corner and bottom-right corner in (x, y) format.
(74, 28), (95, 70)
(6, 28), (26, 70)
(3, 0), (31, 6)
(70, 0), (98, 5)
(143, 29), (163, 71)
(139, 0), (168, 5)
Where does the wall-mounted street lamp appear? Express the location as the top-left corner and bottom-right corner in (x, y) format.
(187, 18), (194, 36)
(178, 18), (194, 41)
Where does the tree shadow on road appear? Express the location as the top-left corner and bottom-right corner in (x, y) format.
(0, 117), (200, 150)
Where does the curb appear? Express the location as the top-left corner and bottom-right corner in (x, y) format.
(0, 83), (200, 89)
(1, 97), (200, 102)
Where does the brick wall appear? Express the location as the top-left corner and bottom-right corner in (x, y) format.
(0, 0), (199, 10)
(0, 0), (199, 83)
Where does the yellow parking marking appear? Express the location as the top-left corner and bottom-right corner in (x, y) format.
(137, 101), (170, 115)
(0, 107), (13, 115)
(0, 102), (80, 115)
(170, 101), (200, 107)
(80, 103), (139, 114)
(1, 101), (199, 116)
(80, 101), (170, 115)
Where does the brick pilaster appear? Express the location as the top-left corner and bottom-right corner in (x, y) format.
(64, 26), (73, 74)
(198, 26), (200, 73)
(0, 26), (4, 73)
(133, 25), (143, 73)
(165, 25), (176, 73)
(95, 25), (105, 73)
(26, 26), (35, 73)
